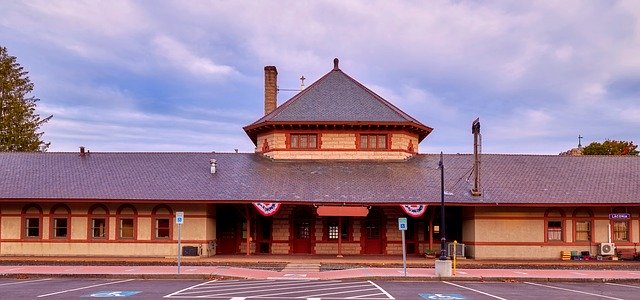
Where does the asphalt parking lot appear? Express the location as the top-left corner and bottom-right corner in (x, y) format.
(1, 278), (639, 299)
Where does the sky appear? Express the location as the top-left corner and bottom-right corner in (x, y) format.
(1, 1), (639, 155)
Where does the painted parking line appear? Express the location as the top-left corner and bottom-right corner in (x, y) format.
(524, 282), (625, 300)
(442, 281), (507, 300)
(0, 278), (52, 287)
(36, 279), (135, 298)
(165, 279), (393, 299)
(606, 282), (640, 289)
(164, 280), (217, 298)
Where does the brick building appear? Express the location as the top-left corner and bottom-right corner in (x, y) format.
(0, 59), (638, 259)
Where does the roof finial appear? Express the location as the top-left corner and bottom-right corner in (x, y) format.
(578, 135), (583, 148)
(333, 58), (339, 71)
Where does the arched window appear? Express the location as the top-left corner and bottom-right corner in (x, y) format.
(22, 204), (43, 239)
(573, 208), (594, 243)
(49, 204), (71, 240)
(88, 204), (110, 240)
(544, 208), (565, 242)
(152, 205), (173, 240)
(610, 207), (630, 243)
(116, 204), (137, 240)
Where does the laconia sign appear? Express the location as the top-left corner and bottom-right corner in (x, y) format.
(609, 213), (631, 220)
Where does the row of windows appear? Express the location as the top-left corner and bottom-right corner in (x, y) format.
(21, 204), (173, 240)
(545, 208), (632, 243)
(289, 134), (389, 150)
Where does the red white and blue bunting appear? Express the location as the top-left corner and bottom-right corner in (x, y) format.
(253, 203), (281, 216)
(401, 205), (427, 218)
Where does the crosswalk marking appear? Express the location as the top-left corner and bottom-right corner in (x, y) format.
(164, 279), (394, 299)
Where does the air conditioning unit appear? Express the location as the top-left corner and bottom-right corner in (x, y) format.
(599, 243), (616, 256)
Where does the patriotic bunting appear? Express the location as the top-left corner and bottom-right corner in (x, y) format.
(252, 202), (281, 216)
(401, 205), (427, 218)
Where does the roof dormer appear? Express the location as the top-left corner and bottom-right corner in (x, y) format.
(243, 59), (432, 160)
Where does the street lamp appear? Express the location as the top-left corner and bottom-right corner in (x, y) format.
(439, 152), (447, 260)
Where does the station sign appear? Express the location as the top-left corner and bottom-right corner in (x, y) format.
(176, 211), (184, 224)
(609, 213), (630, 220)
(398, 217), (407, 231)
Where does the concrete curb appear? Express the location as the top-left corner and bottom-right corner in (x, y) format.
(3, 272), (640, 283)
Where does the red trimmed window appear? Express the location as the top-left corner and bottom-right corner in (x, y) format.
(50, 204), (71, 239)
(290, 134), (317, 149)
(116, 204), (137, 240)
(325, 218), (350, 241)
(89, 204), (109, 240)
(573, 208), (593, 242)
(25, 217), (40, 238)
(544, 208), (565, 242)
(152, 205), (173, 239)
(611, 207), (630, 242)
(360, 134), (388, 149)
(613, 221), (629, 242)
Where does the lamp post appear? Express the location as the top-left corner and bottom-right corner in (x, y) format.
(439, 152), (447, 260)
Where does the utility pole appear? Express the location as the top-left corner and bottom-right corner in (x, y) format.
(439, 152), (447, 260)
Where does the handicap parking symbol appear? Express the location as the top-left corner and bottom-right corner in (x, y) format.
(84, 291), (141, 297)
(420, 293), (466, 300)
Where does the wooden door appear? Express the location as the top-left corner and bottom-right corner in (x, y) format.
(216, 206), (240, 254)
(363, 208), (384, 254)
(291, 207), (313, 254)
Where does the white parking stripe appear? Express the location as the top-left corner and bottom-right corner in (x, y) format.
(163, 280), (216, 298)
(368, 281), (395, 299)
(443, 281), (507, 300)
(36, 279), (135, 297)
(0, 278), (52, 286)
(524, 282), (625, 300)
(177, 280), (352, 296)
(305, 287), (381, 298)
(606, 282), (640, 289)
(203, 281), (370, 297)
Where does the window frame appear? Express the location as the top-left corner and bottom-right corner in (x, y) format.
(289, 133), (318, 149)
(49, 204), (71, 240)
(610, 208), (631, 243)
(358, 134), (389, 150)
(152, 204), (173, 240)
(22, 204), (43, 239)
(572, 208), (594, 243)
(88, 204), (110, 240)
(324, 218), (351, 242)
(116, 204), (137, 240)
(544, 208), (565, 243)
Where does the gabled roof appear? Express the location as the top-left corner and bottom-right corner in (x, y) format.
(1, 152), (638, 205)
(244, 60), (432, 143)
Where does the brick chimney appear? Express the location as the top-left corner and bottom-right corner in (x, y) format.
(264, 66), (278, 115)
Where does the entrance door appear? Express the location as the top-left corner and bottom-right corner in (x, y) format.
(216, 206), (240, 254)
(256, 216), (272, 254)
(363, 208), (384, 254)
(291, 207), (313, 254)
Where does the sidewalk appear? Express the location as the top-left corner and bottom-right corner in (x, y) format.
(0, 255), (639, 282)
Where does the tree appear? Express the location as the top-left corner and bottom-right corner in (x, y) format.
(0, 46), (52, 151)
(582, 140), (639, 156)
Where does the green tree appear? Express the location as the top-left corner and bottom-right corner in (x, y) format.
(0, 46), (52, 151)
(582, 140), (639, 156)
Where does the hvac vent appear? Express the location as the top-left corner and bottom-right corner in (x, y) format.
(599, 243), (615, 256)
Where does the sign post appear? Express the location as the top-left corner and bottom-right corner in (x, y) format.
(176, 211), (184, 274)
(398, 217), (407, 276)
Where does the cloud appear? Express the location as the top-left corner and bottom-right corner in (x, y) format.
(152, 35), (238, 78)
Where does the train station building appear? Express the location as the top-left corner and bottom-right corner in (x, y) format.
(1, 59), (638, 259)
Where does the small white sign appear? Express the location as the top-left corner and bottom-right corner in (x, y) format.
(398, 217), (407, 231)
(176, 211), (184, 224)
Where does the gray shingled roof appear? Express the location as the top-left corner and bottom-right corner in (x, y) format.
(246, 67), (430, 127)
(1, 152), (638, 205)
